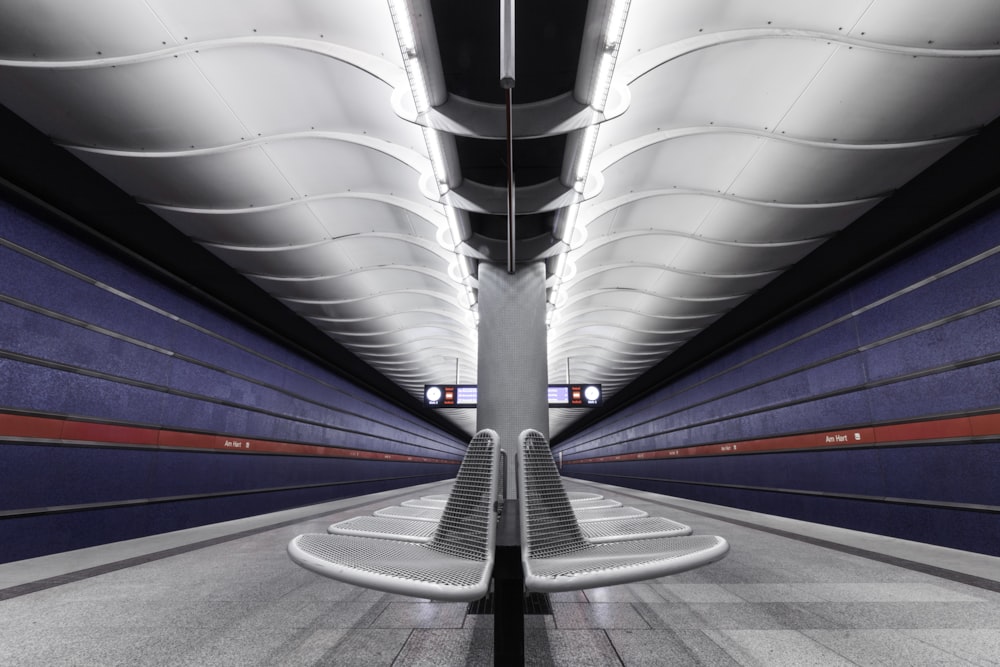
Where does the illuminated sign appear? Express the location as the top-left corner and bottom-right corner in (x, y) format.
(424, 384), (602, 408)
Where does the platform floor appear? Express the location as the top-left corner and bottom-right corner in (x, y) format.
(1, 477), (999, 666)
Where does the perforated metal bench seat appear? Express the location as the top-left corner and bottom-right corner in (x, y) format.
(518, 429), (729, 593)
(373, 505), (443, 521)
(401, 498), (447, 509)
(328, 515), (438, 542)
(422, 494), (449, 502)
(288, 429), (500, 601)
(331, 512), (690, 545)
(579, 516), (692, 542)
(569, 498), (622, 510)
(567, 491), (604, 503)
(574, 506), (648, 522)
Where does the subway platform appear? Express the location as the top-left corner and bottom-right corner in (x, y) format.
(1, 478), (998, 666)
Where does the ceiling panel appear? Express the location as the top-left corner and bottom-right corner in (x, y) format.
(2, 0), (999, 439)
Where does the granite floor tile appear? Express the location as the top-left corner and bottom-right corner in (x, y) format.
(525, 628), (622, 666)
(706, 629), (856, 666)
(635, 601), (834, 631)
(552, 602), (650, 629)
(802, 601), (1000, 630)
(369, 601), (467, 629)
(608, 628), (741, 666)
(789, 582), (988, 603)
(653, 583), (746, 603)
(721, 583), (826, 603)
(584, 583), (666, 603)
(0, 626), (215, 667)
(901, 629), (1000, 665)
(394, 628), (492, 667)
(803, 629), (973, 665)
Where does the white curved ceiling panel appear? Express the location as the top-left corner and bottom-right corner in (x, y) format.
(154, 206), (337, 246)
(261, 139), (426, 201)
(203, 236), (448, 277)
(247, 267), (455, 302)
(727, 138), (962, 204)
(609, 40), (839, 140)
(850, 0), (1000, 48)
(622, 1), (873, 49)
(0, 1), (175, 59)
(0, 60), (246, 149)
(146, 0), (400, 62)
(190, 47), (417, 147)
(69, 146), (299, 208)
(562, 290), (745, 318)
(582, 193), (876, 244)
(285, 291), (462, 321)
(595, 133), (764, 196)
(773, 51), (1000, 142)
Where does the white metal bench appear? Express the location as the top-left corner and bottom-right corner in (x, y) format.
(424, 490), (604, 504)
(372, 505), (443, 521)
(569, 498), (622, 510)
(518, 429), (729, 593)
(574, 506), (648, 522)
(327, 515), (439, 542)
(287, 429), (500, 601)
(401, 498), (448, 509)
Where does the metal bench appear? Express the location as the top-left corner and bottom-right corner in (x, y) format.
(574, 506), (648, 522)
(423, 490), (604, 504)
(372, 505), (443, 521)
(518, 429), (729, 593)
(327, 515), (439, 543)
(287, 429), (500, 601)
(569, 498), (622, 510)
(401, 498), (447, 509)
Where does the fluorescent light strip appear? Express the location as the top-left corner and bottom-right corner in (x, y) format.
(445, 205), (463, 248)
(423, 126), (449, 189)
(606, 0), (630, 50)
(554, 1), (631, 310)
(389, 0), (475, 318)
(388, 0), (417, 53)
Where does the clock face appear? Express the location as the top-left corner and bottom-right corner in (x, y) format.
(426, 386), (442, 402)
(584, 385), (601, 402)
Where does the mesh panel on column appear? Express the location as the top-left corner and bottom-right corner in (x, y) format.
(476, 263), (549, 498)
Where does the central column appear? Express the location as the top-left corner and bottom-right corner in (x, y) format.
(476, 261), (549, 499)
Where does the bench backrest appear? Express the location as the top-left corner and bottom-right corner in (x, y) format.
(427, 428), (500, 561)
(518, 429), (589, 558)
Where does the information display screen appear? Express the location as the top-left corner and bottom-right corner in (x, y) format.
(424, 384), (602, 408)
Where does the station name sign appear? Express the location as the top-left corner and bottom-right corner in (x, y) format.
(423, 384), (602, 408)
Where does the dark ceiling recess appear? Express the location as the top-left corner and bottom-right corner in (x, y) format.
(433, 1), (583, 250)
(431, 0), (585, 104)
(552, 115), (1000, 445)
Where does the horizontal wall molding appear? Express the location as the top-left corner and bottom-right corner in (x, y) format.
(0, 294), (460, 458)
(571, 472), (1000, 515)
(0, 411), (461, 464)
(562, 265), (1000, 454)
(0, 349), (463, 459)
(565, 411), (1000, 463)
(0, 234), (460, 448)
(562, 347), (1000, 458)
(0, 473), (449, 520)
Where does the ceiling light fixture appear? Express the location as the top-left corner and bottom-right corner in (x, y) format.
(552, 0), (631, 310)
(389, 0), (476, 317)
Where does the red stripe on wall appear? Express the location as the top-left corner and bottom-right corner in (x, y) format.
(565, 412), (1000, 464)
(0, 412), (460, 465)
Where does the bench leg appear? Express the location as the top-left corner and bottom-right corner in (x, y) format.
(493, 500), (524, 665)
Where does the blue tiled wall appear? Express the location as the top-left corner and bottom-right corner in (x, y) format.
(557, 207), (1000, 556)
(0, 198), (465, 562)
